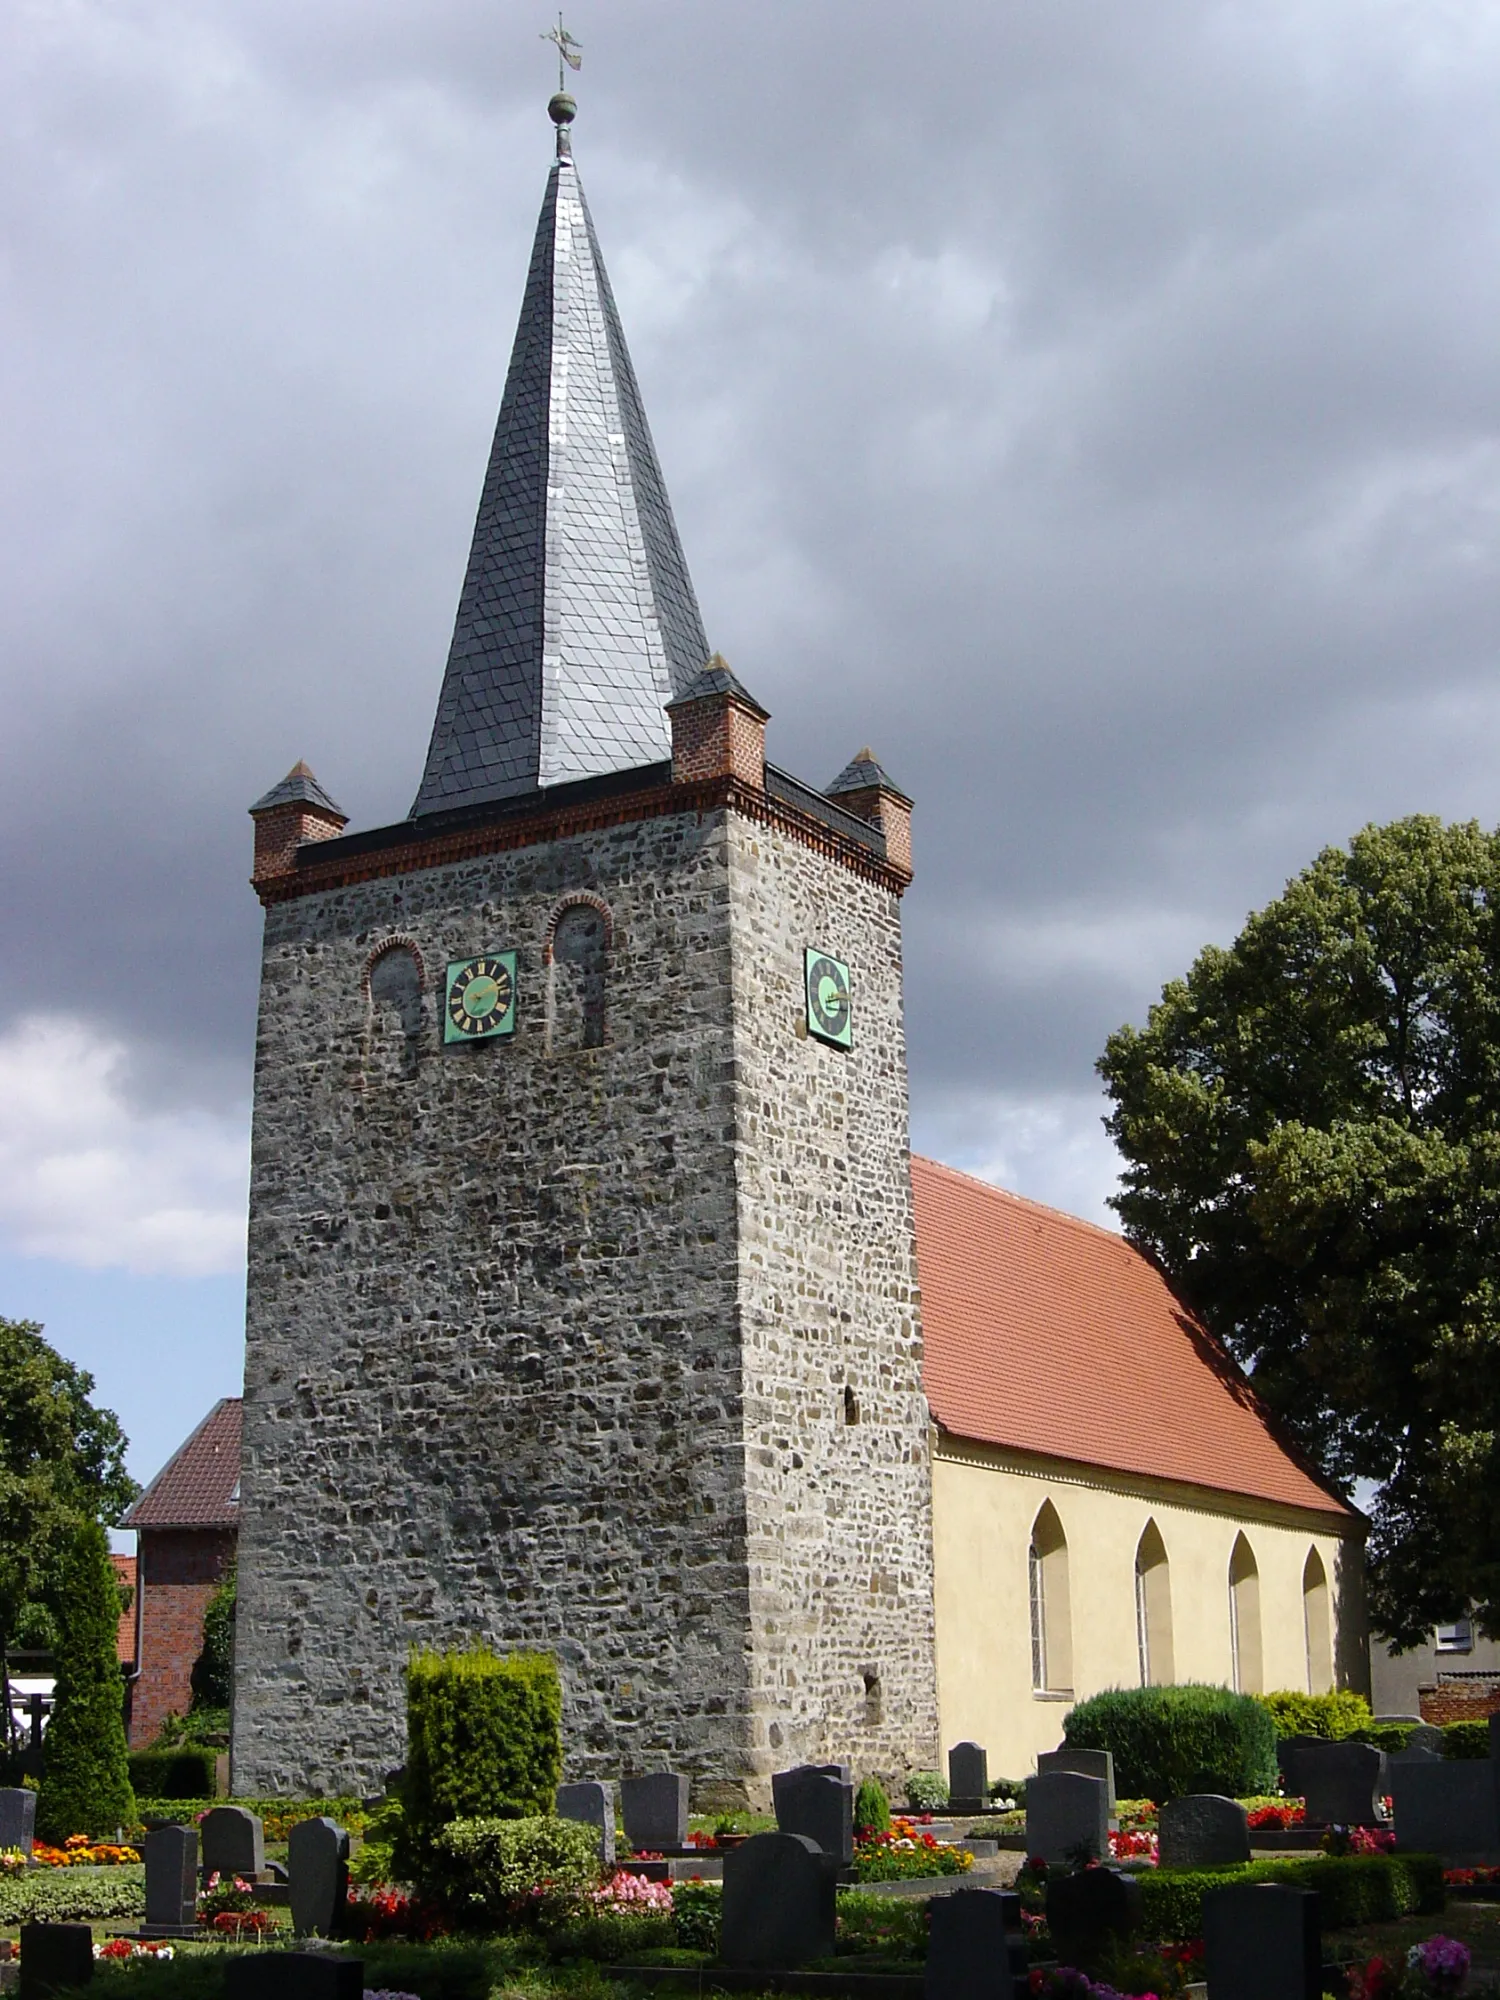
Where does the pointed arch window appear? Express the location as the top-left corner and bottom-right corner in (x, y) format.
(1134, 1520), (1174, 1686)
(1228, 1533), (1262, 1694)
(1303, 1548), (1333, 1694)
(1028, 1501), (1073, 1695)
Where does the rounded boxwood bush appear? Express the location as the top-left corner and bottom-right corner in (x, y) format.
(1062, 1683), (1278, 1801)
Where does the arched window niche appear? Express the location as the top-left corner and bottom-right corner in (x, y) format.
(546, 897), (610, 1052)
(365, 938), (425, 1080)
(1028, 1500), (1073, 1696)
(1228, 1532), (1263, 1694)
(1303, 1548), (1334, 1694)
(1134, 1520), (1174, 1686)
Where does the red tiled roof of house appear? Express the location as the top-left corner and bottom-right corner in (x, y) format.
(110, 1553), (136, 1666)
(121, 1399), (242, 1529)
(911, 1156), (1352, 1521)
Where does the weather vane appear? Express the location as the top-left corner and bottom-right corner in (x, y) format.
(541, 13), (582, 92)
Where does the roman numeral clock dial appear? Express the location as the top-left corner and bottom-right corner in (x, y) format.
(444, 952), (517, 1043)
(805, 947), (853, 1050)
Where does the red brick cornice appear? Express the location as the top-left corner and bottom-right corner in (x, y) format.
(254, 774), (912, 907)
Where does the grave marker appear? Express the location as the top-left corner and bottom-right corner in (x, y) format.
(143, 1825), (199, 1936)
(1037, 1748), (1117, 1817)
(224, 1952), (364, 2000)
(1025, 1770), (1109, 1867)
(17, 1924), (93, 2000)
(1046, 1867), (1143, 1963)
(1391, 1760), (1500, 1864)
(0, 1793), (34, 1860)
(288, 1817), (349, 1938)
(556, 1781), (616, 1866)
(925, 1887), (1019, 2000)
(200, 1805), (265, 1881)
(1203, 1883), (1320, 2000)
(721, 1832), (836, 1969)
(1158, 1795), (1251, 1870)
(621, 1773), (689, 1853)
(948, 1743), (988, 1815)
(772, 1765), (854, 1867)
(1296, 1742), (1386, 1826)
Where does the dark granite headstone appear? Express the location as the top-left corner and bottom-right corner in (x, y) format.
(1025, 1771), (1109, 1867)
(224, 1952), (364, 2000)
(721, 1832), (836, 1969)
(1491, 1713), (1500, 1763)
(0, 1792), (35, 1859)
(1295, 1742), (1386, 1826)
(1037, 1748), (1117, 1816)
(556, 1781), (616, 1866)
(200, 1804), (265, 1880)
(143, 1825), (199, 1934)
(1391, 1745), (1442, 1766)
(1391, 1760), (1500, 1863)
(948, 1742), (989, 1814)
(1159, 1795), (1251, 1869)
(1404, 1724), (1444, 1756)
(1046, 1867), (1143, 1963)
(771, 1765), (854, 1867)
(18, 1926), (93, 2000)
(1203, 1883), (1320, 2000)
(621, 1773), (689, 1852)
(288, 1817), (349, 1938)
(925, 1887), (1018, 2000)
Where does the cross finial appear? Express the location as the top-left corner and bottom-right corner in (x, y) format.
(541, 14), (582, 92)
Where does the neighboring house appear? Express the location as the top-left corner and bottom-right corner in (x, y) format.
(120, 1399), (240, 1748)
(1371, 1621), (1500, 1723)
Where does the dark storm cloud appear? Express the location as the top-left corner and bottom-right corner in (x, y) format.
(1, 0), (1497, 1223)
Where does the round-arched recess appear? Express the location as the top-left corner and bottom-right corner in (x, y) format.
(1028, 1500), (1073, 1695)
(1303, 1547), (1333, 1693)
(1228, 1532), (1262, 1694)
(1135, 1520), (1174, 1686)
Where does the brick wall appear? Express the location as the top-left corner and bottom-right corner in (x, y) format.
(1419, 1676), (1500, 1725)
(130, 1527), (236, 1748)
(669, 697), (765, 786)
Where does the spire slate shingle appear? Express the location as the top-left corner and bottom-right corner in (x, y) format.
(411, 140), (710, 817)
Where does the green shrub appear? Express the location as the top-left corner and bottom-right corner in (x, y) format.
(545, 1907), (676, 1961)
(1063, 1684), (1278, 1802)
(36, 1518), (136, 1840)
(1137, 1853), (1445, 1941)
(904, 1770), (949, 1811)
(0, 1863), (144, 1925)
(189, 1565), (235, 1712)
(1359, 1722), (1418, 1754)
(854, 1777), (891, 1835)
(837, 1890), (930, 1962)
(1255, 1690), (1373, 1740)
(350, 1796), (406, 1885)
(404, 1647), (562, 1853)
(426, 1813), (600, 1916)
(672, 1878), (722, 1953)
(1443, 1720), (1491, 1759)
(127, 1748), (217, 1799)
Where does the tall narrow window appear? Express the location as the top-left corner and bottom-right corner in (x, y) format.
(1303, 1548), (1333, 1693)
(1028, 1501), (1072, 1694)
(1228, 1533), (1262, 1694)
(367, 941), (424, 1080)
(549, 900), (608, 1051)
(1135, 1520), (1174, 1686)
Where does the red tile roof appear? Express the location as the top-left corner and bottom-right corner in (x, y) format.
(912, 1156), (1352, 1521)
(122, 1399), (242, 1529)
(110, 1553), (136, 1666)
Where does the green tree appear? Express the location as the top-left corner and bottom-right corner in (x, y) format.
(0, 1320), (137, 1751)
(1098, 816), (1500, 1647)
(35, 1516), (135, 1839)
(190, 1563), (236, 1712)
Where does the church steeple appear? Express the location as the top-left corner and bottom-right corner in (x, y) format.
(411, 95), (710, 817)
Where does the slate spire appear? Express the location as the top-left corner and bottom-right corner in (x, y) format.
(411, 97), (710, 816)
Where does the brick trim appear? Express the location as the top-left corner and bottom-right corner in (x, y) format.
(542, 892), (614, 963)
(361, 934), (428, 999)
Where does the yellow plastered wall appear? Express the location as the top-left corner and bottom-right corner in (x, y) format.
(932, 1435), (1369, 1783)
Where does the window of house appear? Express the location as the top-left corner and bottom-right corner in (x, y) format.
(1436, 1619), (1474, 1654)
(1228, 1533), (1262, 1694)
(1303, 1548), (1334, 1692)
(1029, 1501), (1072, 1695)
(1135, 1521), (1174, 1686)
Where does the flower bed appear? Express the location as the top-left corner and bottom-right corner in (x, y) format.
(851, 1818), (973, 1882)
(32, 1837), (141, 1868)
(1443, 1866), (1500, 1897)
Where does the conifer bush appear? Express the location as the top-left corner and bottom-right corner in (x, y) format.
(36, 1518), (136, 1840)
(403, 1646), (563, 1854)
(854, 1777), (891, 1836)
(1062, 1684), (1277, 1802)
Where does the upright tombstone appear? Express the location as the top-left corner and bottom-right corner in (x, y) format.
(772, 1765), (855, 1868)
(721, 1832), (837, 1969)
(1025, 1770), (1109, 1868)
(0, 1792), (35, 1860)
(1203, 1883), (1320, 2000)
(1158, 1795), (1252, 1870)
(621, 1773), (690, 1853)
(17, 1924), (93, 2000)
(925, 1888), (1019, 2000)
(288, 1817), (350, 1939)
(200, 1804), (266, 1881)
(1490, 1714), (1500, 1762)
(1296, 1743), (1386, 1826)
(1391, 1745), (1442, 1766)
(1046, 1868), (1143, 1965)
(143, 1825), (200, 1936)
(1037, 1748), (1117, 1818)
(1391, 1760), (1500, 1864)
(948, 1743), (989, 1815)
(225, 1953), (364, 2000)
(556, 1781), (616, 1867)
(1404, 1724), (1444, 1756)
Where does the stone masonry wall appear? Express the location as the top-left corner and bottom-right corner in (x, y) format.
(727, 814), (940, 1787)
(234, 807), (751, 1796)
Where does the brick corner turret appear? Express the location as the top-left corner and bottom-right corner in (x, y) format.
(826, 748), (913, 881)
(666, 654), (769, 788)
(249, 761), (348, 892)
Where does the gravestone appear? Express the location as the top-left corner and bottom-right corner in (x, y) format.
(1491, 1714), (1500, 1762)
(200, 1804), (265, 1880)
(1203, 1883), (1320, 2000)
(1404, 1724), (1444, 1756)
(225, 1952), (364, 2000)
(17, 1924), (93, 2000)
(925, 1887), (1019, 2000)
(621, 1773), (690, 1853)
(948, 1742), (988, 1814)
(1046, 1867), (1143, 1964)
(288, 1817), (349, 1938)
(143, 1825), (199, 1935)
(0, 1792), (35, 1860)
(1025, 1770), (1109, 1867)
(1391, 1760), (1500, 1864)
(1295, 1742), (1386, 1826)
(556, 1781), (616, 1866)
(721, 1832), (837, 1969)
(1159, 1795), (1251, 1870)
(1037, 1747), (1118, 1817)
(771, 1765), (855, 1867)
(1391, 1745), (1442, 1766)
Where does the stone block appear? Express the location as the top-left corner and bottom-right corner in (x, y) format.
(1037, 1748), (1117, 1816)
(200, 1805), (265, 1880)
(772, 1765), (854, 1866)
(948, 1742), (988, 1813)
(721, 1832), (836, 1969)
(17, 1925), (92, 2000)
(0, 1793), (35, 1859)
(144, 1825), (199, 1932)
(224, 1952), (364, 2000)
(1203, 1883), (1320, 2000)
(1025, 1771), (1109, 1867)
(1158, 1795), (1251, 1870)
(1045, 1867), (1142, 1961)
(288, 1817), (350, 1938)
(925, 1887), (1018, 2000)
(1391, 1759), (1500, 1863)
(621, 1773), (689, 1853)
(557, 1781), (616, 1866)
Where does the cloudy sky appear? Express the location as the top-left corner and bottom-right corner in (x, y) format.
(2, 0), (1497, 1489)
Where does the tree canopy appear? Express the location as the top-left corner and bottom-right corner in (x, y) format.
(1098, 816), (1500, 1647)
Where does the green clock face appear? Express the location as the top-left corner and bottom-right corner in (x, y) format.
(805, 947), (853, 1049)
(444, 952), (517, 1043)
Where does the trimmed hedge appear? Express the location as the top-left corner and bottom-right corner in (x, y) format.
(427, 1814), (601, 1915)
(1442, 1720), (1491, 1759)
(405, 1648), (562, 1850)
(129, 1797), (373, 1840)
(1137, 1853), (1446, 1941)
(1063, 1685), (1278, 1801)
(0, 1864), (145, 1925)
(128, 1748), (218, 1799)
(1255, 1690), (1373, 1740)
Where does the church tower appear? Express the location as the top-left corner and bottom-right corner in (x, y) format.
(234, 95), (937, 1801)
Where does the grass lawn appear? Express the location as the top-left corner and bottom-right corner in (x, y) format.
(1329, 1899), (1500, 1978)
